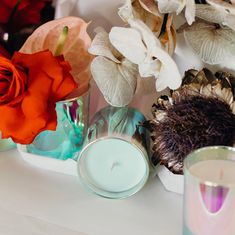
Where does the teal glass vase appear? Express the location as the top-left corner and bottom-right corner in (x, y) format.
(27, 91), (89, 160)
(0, 134), (16, 151)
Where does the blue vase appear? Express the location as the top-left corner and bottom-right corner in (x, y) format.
(0, 135), (15, 151)
(27, 91), (89, 160)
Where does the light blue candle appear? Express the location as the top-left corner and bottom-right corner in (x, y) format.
(77, 106), (150, 199)
(79, 138), (148, 194)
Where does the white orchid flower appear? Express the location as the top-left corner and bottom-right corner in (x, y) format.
(109, 19), (182, 91)
(88, 28), (138, 107)
(178, 3), (235, 65)
(156, 0), (196, 25)
(206, 0), (235, 30)
(119, 0), (177, 55)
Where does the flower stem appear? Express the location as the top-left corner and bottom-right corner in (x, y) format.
(54, 26), (69, 56)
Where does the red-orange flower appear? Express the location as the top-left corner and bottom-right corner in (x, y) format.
(0, 50), (77, 144)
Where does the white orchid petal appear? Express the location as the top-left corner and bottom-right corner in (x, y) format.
(185, 0), (196, 25)
(206, 0), (235, 30)
(128, 19), (161, 51)
(183, 21), (235, 64)
(207, 0), (235, 15)
(90, 56), (138, 107)
(196, 3), (235, 30)
(128, 19), (181, 90)
(155, 77), (167, 91)
(88, 28), (121, 63)
(157, 0), (183, 14)
(118, 0), (133, 22)
(152, 47), (182, 91)
(226, 14), (235, 31)
(109, 27), (147, 64)
(119, 0), (163, 37)
(157, 64), (182, 91)
(177, 0), (187, 14)
(196, 4), (227, 24)
(138, 57), (161, 78)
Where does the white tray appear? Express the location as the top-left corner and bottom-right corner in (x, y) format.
(18, 145), (184, 194)
(17, 145), (78, 176)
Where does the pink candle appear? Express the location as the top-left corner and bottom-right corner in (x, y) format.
(184, 146), (235, 235)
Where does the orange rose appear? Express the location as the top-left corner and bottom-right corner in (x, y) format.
(0, 50), (77, 144)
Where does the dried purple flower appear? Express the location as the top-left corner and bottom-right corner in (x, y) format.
(147, 68), (235, 174)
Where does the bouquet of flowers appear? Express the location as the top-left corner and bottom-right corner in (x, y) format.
(0, 1), (92, 146)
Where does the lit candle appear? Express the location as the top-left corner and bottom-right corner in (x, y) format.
(77, 106), (150, 199)
(183, 146), (235, 235)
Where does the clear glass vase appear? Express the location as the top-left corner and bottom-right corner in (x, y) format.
(27, 91), (89, 160)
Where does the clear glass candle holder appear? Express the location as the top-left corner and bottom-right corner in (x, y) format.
(183, 146), (235, 235)
(27, 91), (89, 160)
(77, 106), (150, 199)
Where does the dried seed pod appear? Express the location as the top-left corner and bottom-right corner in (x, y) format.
(147, 68), (235, 174)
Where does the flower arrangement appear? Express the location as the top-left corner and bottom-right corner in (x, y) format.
(0, 1), (92, 145)
(88, 0), (235, 174)
(89, 0), (235, 105)
(0, 0), (235, 175)
(89, 0), (181, 107)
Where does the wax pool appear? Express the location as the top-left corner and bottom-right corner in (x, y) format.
(184, 159), (235, 235)
(78, 138), (149, 197)
(189, 160), (235, 185)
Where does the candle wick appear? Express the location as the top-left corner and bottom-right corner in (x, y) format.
(110, 161), (120, 171)
(219, 169), (224, 180)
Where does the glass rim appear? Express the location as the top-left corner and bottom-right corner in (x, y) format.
(90, 106), (146, 121)
(77, 136), (150, 199)
(184, 146), (235, 187)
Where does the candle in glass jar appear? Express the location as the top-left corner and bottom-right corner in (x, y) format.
(77, 106), (150, 199)
(184, 147), (235, 235)
(78, 138), (149, 198)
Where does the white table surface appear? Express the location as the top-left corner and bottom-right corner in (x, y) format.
(0, 149), (183, 235)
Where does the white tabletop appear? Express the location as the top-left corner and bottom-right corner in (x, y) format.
(0, 149), (183, 235)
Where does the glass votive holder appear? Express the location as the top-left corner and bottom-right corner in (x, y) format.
(183, 146), (235, 235)
(26, 90), (89, 160)
(77, 106), (150, 199)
